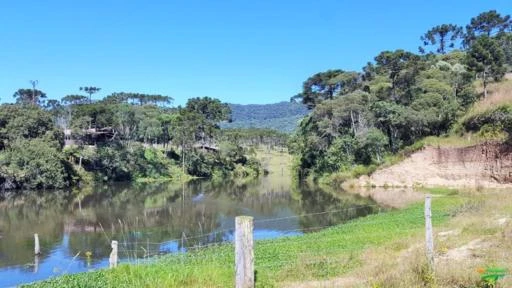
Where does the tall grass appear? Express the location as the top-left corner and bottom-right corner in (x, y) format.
(462, 77), (512, 124)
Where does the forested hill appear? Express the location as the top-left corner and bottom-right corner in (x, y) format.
(288, 9), (512, 181)
(221, 101), (308, 132)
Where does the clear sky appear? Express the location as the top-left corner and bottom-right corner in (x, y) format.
(0, 1), (510, 105)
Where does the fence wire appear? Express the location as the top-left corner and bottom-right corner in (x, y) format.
(31, 202), (436, 275)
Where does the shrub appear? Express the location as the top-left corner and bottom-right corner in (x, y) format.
(0, 138), (76, 189)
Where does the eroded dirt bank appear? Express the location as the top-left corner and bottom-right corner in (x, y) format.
(355, 142), (512, 188)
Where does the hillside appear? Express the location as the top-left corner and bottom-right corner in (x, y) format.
(351, 75), (512, 188)
(221, 101), (308, 132)
(355, 143), (512, 188)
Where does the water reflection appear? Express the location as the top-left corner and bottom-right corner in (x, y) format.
(0, 177), (377, 287)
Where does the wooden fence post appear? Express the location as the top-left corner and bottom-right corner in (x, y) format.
(34, 233), (40, 255)
(425, 195), (434, 272)
(109, 240), (118, 268)
(235, 216), (254, 288)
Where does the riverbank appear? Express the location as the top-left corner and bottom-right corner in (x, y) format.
(350, 141), (512, 189)
(25, 187), (498, 288)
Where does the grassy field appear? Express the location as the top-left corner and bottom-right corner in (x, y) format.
(25, 188), (485, 288)
(337, 188), (512, 288)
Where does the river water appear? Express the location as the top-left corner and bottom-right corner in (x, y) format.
(0, 177), (378, 287)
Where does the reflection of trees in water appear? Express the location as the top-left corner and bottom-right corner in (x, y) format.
(0, 179), (380, 268)
(289, 183), (378, 231)
(0, 191), (71, 267)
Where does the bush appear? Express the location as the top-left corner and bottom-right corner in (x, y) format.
(92, 144), (177, 182)
(462, 104), (512, 136)
(0, 138), (76, 189)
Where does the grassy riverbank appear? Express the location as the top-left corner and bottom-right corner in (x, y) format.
(26, 188), (473, 288)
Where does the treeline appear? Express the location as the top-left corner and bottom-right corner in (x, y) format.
(0, 90), (263, 190)
(289, 10), (512, 180)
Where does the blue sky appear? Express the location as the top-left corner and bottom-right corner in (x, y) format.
(0, 1), (510, 105)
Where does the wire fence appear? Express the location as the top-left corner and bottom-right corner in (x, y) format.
(30, 198), (448, 286)
(104, 203), (426, 264)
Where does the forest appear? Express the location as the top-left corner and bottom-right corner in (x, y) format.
(0, 90), (289, 190)
(222, 101), (308, 132)
(289, 10), (512, 181)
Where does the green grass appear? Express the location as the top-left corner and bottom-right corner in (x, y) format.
(26, 191), (465, 288)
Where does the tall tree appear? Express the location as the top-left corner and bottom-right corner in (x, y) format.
(420, 24), (463, 54)
(79, 86), (101, 103)
(61, 95), (89, 105)
(301, 70), (360, 109)
(374, 50), (421, 101)
(185, 97), (231, 123)
(465, 10), (512, 47)
(466, 36), (506, 98)
(29, 80), (39, 104)
(13, 88), (46, 105)
(169, 110), (200, 173)
(185, 97), (231, 146)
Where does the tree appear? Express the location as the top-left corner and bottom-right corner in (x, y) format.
(79, 86), (101, 103)
(497, 32), (512, 66)
(185, 97), (231, 123)
(184, 97), (229, 147)
(466, 36), (506, 98)
(420, 24), (463, 54)
(114, 104), (142, 143)
(0, 138), (73, 189)
(13, 88), (46, 105)
(374, 50), (422, 101)
(358, 128), (388, 163)
(301, 70), (360, 109)
(62, 95), (89, 105)
(169, 110), (200, 173)
(29, 80), (40, 104)
(465, 10), (512, 47)
(139, 118), (162, 144)
(0, 104), (62, 147)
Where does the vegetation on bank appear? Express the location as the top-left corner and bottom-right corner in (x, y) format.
(25, 188), (471, 288)
(0, 93), (278, 190)
(288, 10), (512, 183)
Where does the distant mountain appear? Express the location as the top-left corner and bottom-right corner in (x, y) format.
(221, 101), (309, 133)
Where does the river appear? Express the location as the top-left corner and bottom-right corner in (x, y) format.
(0, 176), (378, 287)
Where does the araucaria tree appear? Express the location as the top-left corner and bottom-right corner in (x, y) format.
(300, 70), (360, 109)
(465, 36), (506, 98)
(464, 10), (512, 47)
(420, 24), (463, 54)
(13, 88), (46, 105)
(80, 86), (101, 103)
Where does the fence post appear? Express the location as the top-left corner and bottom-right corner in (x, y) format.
(424, 195), (434, 272)
(109, 240), (118, 268)
(235, 216), (254, 288)
(34, 233), (40, 255)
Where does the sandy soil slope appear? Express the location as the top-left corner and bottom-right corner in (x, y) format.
(355, 142), (512, 188)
